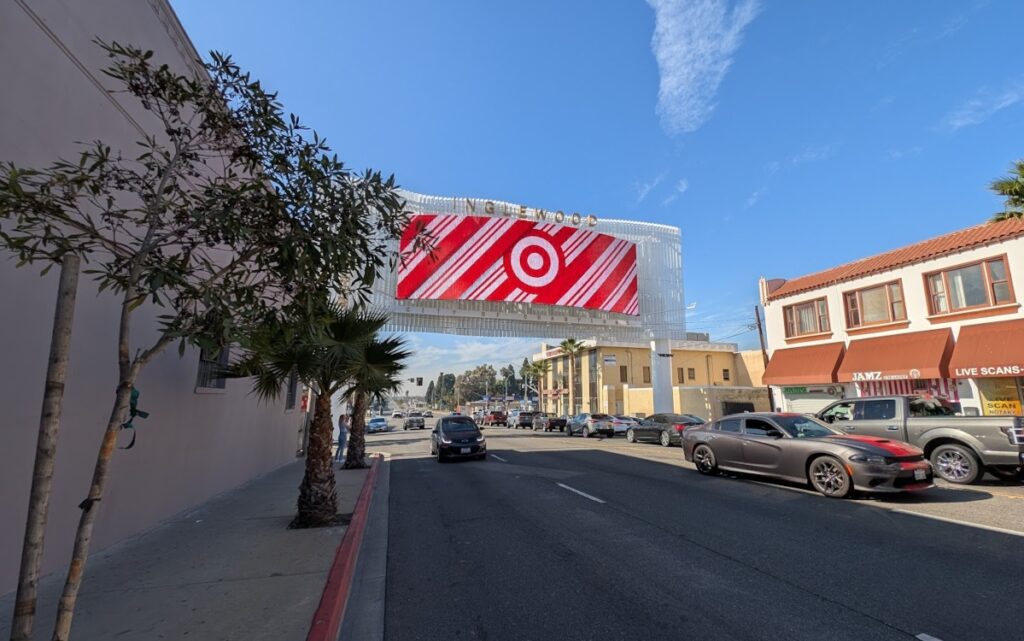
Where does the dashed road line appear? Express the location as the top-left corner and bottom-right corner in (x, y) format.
(556, 482), (606, 504)
(916, 633), (944, 641)
(490, 454), (508, 462)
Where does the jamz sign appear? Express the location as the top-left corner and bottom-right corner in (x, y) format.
(396, 214), (639, 315)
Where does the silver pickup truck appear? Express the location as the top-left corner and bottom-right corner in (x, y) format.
(816, 396), (1024, 484)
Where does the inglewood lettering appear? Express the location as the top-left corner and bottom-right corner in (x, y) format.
(457, 198), (598, 227)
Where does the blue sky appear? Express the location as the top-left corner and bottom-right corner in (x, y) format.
(172, 0), (1022, 390)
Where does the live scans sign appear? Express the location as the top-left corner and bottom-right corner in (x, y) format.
(396, 214), (639, 315)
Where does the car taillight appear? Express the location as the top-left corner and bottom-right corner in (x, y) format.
(1000, 425), (1024, 445)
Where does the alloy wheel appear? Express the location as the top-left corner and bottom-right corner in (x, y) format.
(935, 449), (973, 483)
(693, 445), (716, 474)
(810, 457), (850, 498)
(660, 431), (671, 447)
(626, 429), (635, 443)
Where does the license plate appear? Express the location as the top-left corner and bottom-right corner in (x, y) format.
(914, 469), (927, 481)
(460, 447), (470, 454)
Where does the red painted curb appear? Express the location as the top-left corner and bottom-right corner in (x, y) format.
(306, 454), (382, 641)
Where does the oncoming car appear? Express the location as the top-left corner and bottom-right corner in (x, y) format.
(682, 413), (934, 498)
(366, 416), (389, 434)
(430, 416), (487, 462)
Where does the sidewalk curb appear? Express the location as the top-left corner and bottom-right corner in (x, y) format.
(306, 454), (382, 641)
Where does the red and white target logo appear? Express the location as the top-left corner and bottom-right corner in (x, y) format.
(506, 234), (562, 289)
(397, 214), (639, 315)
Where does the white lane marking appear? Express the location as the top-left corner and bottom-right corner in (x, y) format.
(890, 509), (1024, 539)
(556, 482), (606, 504)
(491, 454), (508, 462)
(916, 633), (944, 641)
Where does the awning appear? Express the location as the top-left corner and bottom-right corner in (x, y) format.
(949, 319), (1024, 378)
(836, 328), (953, 383)
(764, 342), (845, 385)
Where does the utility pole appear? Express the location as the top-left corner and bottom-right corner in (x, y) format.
(754, 304), (777, 411)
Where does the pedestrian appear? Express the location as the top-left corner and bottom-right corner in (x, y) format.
(335, 413), (349, 461)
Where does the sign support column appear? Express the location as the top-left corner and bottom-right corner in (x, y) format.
(651, 338), (673, 413)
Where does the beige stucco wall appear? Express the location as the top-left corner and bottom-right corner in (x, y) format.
(0, 0), (304, 594)
(622, 385), (771, 419)
(733, 350), (766, 387)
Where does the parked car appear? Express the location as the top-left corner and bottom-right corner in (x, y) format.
(391, 410), (404, 419)
(483, 410), (507, 426)
(403, 414), (426, 430)
(566, 413), (614, 438)
(430, 416), (487, 462)
(683, 413), (934, 498)
(367, 416), (390, 434)
(816, 396), (1024, 484)
(423, 410), (434, 418)
(513, 411), (536, 428)
(626, 413), (705, 447)
(505, 410), (520, 428)
(609, 415), (639, 435)
(532, 413), (568, 432)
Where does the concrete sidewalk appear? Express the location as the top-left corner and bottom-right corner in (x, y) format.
(0, 461), (368, 641)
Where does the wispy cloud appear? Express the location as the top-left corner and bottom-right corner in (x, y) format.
(886, 146), (923, 160)
(634, 171), (666, 203)
(790, 142), (839, 166)
(662, 178), (690, 205)
(646, 0), (761, 135)
(744, 187), (765, 209)
(941, 79), (1024, 131)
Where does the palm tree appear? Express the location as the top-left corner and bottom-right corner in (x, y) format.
(990, 160), (1024, 221)
(341, 334), (410, 469)
(232, 303), (385, 528)
(559, 338), (586, 415)
(530, 359), (552, 413)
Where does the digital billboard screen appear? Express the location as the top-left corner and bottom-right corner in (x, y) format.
(396, 214), (639, 316)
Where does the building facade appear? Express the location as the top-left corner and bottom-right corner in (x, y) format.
(0, 0), (308, 594)
(532, 341), (769, 420)
(761, 219), (1024, 416)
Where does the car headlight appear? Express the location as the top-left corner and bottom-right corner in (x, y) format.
(440, 437), (452, 444)
(849, 454), (889, 464)
(477, 435), (485, 443)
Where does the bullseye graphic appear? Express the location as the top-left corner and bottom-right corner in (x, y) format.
(507, 235), (561, 288)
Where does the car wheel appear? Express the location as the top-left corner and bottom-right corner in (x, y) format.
(808, 456), (852, 498)
(988, 465), (1023, 482)
(693, 445), (717, 475)
(659, 431), (672, 447)
(931, 444), (980, 484)
(626, 428), (636, 443)
(583, 426), (591, 438)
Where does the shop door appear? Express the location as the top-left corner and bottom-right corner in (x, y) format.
(787, 395), (837, 415)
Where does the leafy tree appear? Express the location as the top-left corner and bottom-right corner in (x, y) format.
(458, 364), (498, 401)
(425, 379), (435, 406)
(558, 339), (586, 414)
(991, 160), (1024, 221)
(0, 41), (413, 640)
(341, 334), (410, 468)
(527, 360), (552, 413)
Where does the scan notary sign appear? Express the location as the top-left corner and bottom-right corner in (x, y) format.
(396, 214), (639, 316)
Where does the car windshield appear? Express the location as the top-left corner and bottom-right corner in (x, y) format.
(441, 417), (478, 432)
(773, 415), (840, 438)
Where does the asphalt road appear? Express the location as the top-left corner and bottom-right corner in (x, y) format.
(372, 426), (1023, 641)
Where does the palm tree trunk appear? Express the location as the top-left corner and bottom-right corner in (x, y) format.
(51, 379), (133, 641)
(11, 255), (80, 641)
(568, 360), (575, 416)
(293, 391), (338, 528)
(344, 393), (368, 469)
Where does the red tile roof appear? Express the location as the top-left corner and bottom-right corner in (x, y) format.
(767, 218), (1024, 301)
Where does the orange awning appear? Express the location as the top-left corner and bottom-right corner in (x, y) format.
(764, 342), (845, 385)
(949, 319), (1024, 378)
(836, 328), (953, 383)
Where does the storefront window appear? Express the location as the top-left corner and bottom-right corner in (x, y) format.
(976, 378), (1024, 416)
